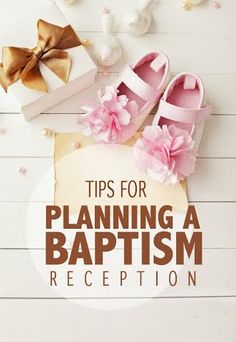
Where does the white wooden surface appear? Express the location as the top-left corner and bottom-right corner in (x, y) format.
(0, 0), (236, 340)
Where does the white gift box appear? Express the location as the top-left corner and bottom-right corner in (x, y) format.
(0, 1), (97, 120)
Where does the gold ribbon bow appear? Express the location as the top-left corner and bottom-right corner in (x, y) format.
(0, 19), (81, 92)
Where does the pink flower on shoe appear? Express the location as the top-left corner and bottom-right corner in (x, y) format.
(78, 86), (139, 143)
(133, 125), (197, 185)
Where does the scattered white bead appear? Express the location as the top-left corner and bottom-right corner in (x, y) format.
(72, 141), (81, 149)
(182, 0), (191, 10)
(211, 1), (221, 9)
(63, 0), (76, 4)
(190, 0), (203, 5)
(102, 70), (110, 77)
(82, 39), (92, 48)
(102, 7), (110, 14)
(42, 128), (53, 137)
(18, 166), (26, 175)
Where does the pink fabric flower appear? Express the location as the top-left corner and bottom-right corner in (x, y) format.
(133, 125), (197, 185)
(78, 86), (139, 143)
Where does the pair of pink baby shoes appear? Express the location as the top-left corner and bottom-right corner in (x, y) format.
(79, 52), (212, 185)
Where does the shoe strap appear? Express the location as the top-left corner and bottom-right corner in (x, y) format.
(158, 99), (212, 124)
(150, 53), (167, 73)
(119, 64), (162, 103)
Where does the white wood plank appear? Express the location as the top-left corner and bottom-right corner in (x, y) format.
(0, 249), (235, 298)
(0, 158), (54, 202)
(74, 32), (236, 74)
(0, 87), (19, 113)
(0, 114), (236, 158)
(188, 159), (236, 202)
(0, 114), (78, 157)
(194, 203), (236, 249)
(0, 297), (235, 342)
(0, 202), (29, 248)
(0, 0), (235, 36)
(199, 74), (236, 115)
(0, 202), (235, 249)
(0, 158), (235, 202)
(55, 0), (236, 35)
(198, 115), (236, 158)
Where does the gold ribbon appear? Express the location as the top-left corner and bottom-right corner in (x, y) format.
(0, 19), (81, 92)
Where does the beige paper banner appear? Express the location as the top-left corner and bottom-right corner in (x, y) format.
(54, 133), (188, 213)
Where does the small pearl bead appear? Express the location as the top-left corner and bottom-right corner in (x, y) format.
(211, 1), (221, 9)
(0, 128), (6, 135)
(82, 39), (92, 48)
(102, 70), (110, 77)
(42, 128), (53, 137)
(190, 0), (203, 5)
(72, 141), (81, 149)
(182, 0), (191, 10)
(102, 7), (110, 14)
(18, 166), (26, 175)
(63, 0), (76, 4)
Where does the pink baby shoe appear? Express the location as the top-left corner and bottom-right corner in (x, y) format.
(78, 52), (170, 144)
(134, 73), (212, 185)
